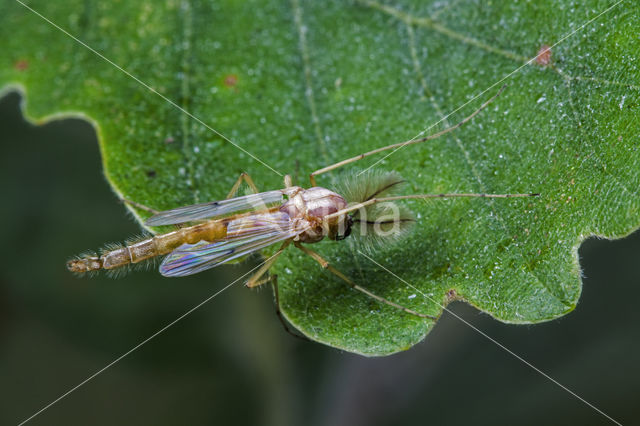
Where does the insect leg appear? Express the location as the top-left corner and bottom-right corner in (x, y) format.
(309, 85), (506, 186)
(294, 242), (437, 320)
(121, 198), (189, 230)
(245, 240), (291, 288)
(251, 274), (311, 341)
(226, 172), (260, 199)
(121, 198), (160, 215)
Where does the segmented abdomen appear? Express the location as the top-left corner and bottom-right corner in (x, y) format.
(67, 220), (228, 274)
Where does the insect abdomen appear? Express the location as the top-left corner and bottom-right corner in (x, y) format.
(67, 220), (228, 275)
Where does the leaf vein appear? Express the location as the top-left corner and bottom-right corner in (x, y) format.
(290, 0), (331, 167)
(358, 0), (529, 63)
(406, 23), (569, 305)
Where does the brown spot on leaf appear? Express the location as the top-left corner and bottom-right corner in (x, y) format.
(14, 59), (29, 71)
(224, 74), (239, 88)
(536, 45), (552, 66)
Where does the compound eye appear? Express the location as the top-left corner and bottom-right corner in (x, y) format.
(339, 226), (352, 240)
(335, 217), (353, 240)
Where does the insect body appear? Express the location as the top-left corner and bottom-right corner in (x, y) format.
(67, 184), (351, 276)
(67, 87), (538, 321)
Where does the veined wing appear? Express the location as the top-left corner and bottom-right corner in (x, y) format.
(160, 211), (305, 277)
(145, 190), (286, 226)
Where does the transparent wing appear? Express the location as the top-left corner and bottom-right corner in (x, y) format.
(145, 190), (286, 226)
(159, 211), (305, 277)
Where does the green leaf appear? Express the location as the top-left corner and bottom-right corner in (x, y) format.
(2, 0), (638, 356)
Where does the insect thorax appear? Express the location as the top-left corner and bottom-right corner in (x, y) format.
(280, 186), (350, 243)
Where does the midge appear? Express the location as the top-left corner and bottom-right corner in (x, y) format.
(68, 87), (538, 321)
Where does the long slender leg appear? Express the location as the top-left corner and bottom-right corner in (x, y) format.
(323, 192), (540, 222)
(245, 240), (291, 288)
(121, 196), (178, 229)
(294, 242), (437, 320)
(121, 198), (160, 215)
(309, 85), (506, 186)
(226, 172), (260, 199)
(121, 172), (260, 215)
(251, 275), (311, 342)
(245, 242), (310, 340)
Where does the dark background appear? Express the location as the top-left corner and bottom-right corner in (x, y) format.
(1, 90), (638, 425)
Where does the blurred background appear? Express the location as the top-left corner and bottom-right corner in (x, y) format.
(1, 90), (638, 425)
